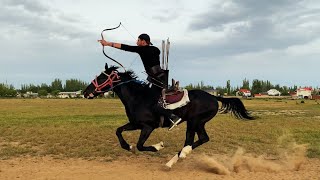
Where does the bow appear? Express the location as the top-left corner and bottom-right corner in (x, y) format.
(101, 22), (126, 72)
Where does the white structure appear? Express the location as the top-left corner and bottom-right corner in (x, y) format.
(237, 89), (251, 97)
(23, 91), (38, 98)
(297, 87), (312, 99)
(58, 90), (82, 98)
(267, 89), (281, 96)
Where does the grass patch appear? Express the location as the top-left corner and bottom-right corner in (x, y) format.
(0, 98), (319, 160)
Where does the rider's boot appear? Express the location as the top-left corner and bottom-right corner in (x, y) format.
(168, 114), (182, 131)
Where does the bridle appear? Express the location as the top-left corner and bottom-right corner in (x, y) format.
(92, 70), (121, 93)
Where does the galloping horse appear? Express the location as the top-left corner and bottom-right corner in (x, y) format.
(83, 64), (254, 168)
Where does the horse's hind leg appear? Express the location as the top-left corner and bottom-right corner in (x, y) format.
(192, 124), (209, 149)
(116, 123), (138, 151)
(166, 114), (214, 168)
(166, 125), (196, 168)
(180, 123), (210, 158)
(179, 129), (196, 158)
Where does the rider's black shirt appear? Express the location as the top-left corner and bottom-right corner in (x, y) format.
(120, 44), (160, 72)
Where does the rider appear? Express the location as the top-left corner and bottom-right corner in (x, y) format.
(98, 33), (182, 130)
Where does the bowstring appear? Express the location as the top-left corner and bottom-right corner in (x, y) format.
(119, 23), (140, 69)
(102, 23), (140, 70)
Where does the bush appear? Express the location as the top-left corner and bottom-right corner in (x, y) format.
(0, 83), (17, 97)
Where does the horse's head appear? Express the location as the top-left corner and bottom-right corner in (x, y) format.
(83, 63), (121, 99)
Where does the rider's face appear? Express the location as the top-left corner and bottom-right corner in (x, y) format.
(136, 38), (147, 46)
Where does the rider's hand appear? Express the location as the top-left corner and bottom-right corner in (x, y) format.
(98, 39), (109, 46)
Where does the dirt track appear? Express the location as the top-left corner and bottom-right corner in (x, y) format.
(1, 155), (319, 180)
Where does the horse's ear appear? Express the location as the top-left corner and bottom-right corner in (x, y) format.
(105, 63), (108, 70)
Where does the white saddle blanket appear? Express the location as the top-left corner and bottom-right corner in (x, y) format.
(164, 89), (190, 110)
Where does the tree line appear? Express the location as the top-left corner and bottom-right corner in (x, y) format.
(185, 79), (306, 96)
(0, 79), (88, 97)
(0, 78), (318, 97)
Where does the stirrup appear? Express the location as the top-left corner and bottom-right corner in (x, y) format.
(168, 118), (182, 131)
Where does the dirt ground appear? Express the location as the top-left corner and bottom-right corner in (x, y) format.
(0, 154), (319, 180)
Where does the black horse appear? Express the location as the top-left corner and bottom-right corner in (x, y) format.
(83, 64), (254, 168)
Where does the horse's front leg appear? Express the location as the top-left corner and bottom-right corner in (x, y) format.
(136, 124), (163, 152)
(116, 123), (138, 151)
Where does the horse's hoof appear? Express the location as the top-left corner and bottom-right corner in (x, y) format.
(165, 163), (173, 170)
(130, 145), (136, 154)
(152, 141), (164, 151)
(165, 154), (179, 169)
(179, 153), (187, 159)
(179, 145), (192, 158)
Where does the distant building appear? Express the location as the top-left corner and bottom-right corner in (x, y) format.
(58, 90), (82, 98)
(236, 89), (251, 97)
(23, 91), (38, 98)
(296, 87), (312, 99)
(267, 89), (281, 96)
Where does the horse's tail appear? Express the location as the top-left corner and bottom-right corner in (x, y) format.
(216, 96), (255, 120)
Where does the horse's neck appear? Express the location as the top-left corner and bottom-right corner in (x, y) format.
(114, 82), (160, 105)
(114, 83), (133, 101)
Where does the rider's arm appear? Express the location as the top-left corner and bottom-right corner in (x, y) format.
(120, 44), (139, 53)
(99, 40), (121, 49)
(98, 40), (138, 52)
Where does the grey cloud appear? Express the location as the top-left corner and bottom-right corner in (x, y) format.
(0, 0), (91, 41)
(148, 0), (186, 22)
(3, 0), (49, 13)
(152, 10), (180, 22)
(186, 0), (320, 55)
(189, 0), (301, 30)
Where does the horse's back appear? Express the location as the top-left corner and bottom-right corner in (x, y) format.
(177, 89), (219, 120)
(188, 89), (218, 103)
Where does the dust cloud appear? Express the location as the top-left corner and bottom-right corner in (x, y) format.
(196, 134), (308, 175)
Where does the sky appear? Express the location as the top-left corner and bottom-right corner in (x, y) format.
(1, 0), (320, 89)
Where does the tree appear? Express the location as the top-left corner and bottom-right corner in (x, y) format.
(51, 79), (63, 91)
(38, 89), (48, 97)
(51, 90), (60, 97)
(40, 83), (51, 93)
(20, 84), (41, 93)
(64, 79), (88, 92)
(226, 80), (231, 95)
(215, 86), (224, 96)
(280, 86), (289, 95)
(251, 79), (262, 95)
(241, 78), (250, 90)
(0, 83), (17, 97)
(184, 84), (194, 90)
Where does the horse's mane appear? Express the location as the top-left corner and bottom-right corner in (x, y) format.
(109, 66), (137, 80)
(108, 66), (151, 93)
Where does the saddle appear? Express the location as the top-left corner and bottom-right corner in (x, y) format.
(159, 79), (190, 127)
(162, 79), (184, 104)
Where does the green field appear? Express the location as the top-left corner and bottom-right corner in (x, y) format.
(0, 98), (319, 160)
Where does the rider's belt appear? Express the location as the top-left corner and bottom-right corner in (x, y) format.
(147, 65), (163, 75)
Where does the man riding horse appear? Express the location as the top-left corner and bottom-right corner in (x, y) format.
(98, 33), (182, 130)
(85, 28), (254, 168)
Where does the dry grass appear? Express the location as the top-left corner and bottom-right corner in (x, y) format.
(0, 98), (319, 160)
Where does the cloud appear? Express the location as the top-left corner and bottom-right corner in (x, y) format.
(0, 0), (92, 41)
(187, 0), (320, 54)
(1, 0), (319, 88)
